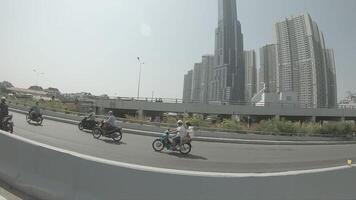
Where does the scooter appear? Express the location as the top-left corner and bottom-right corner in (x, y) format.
(26, 112), (43, 125)
(92, 121), (123, 142)
(0, 115), (14, 133)
(152, 130), (192, 155)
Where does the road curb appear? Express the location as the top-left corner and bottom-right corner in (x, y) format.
(9, 107), (356, 145)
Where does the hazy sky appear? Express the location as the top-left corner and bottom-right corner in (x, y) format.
(0, 0), (355, 99)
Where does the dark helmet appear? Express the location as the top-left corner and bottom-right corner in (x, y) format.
(186, 122), (192, 127)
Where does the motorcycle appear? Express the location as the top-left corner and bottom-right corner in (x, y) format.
(92, 121), (123, 142)
(26, 112), (43, 125)
(0, 115), (14, 133)
(78, 117), (98, 131)
(152, 130), (192, 155)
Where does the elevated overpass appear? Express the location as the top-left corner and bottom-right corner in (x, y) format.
(94, 98), (356, 122)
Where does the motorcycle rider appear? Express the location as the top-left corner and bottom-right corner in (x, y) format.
(170, 120), (187, 150)
(29, 101), (41, 120)
(86, 110), (96, 127)
(88, 110), (95, 121)
(103, 111), (118, 133)
(0, 97), (9, 129)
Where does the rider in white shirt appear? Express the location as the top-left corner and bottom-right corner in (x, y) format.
(170, 120), (186, 150)
(104, 111), (118, 130)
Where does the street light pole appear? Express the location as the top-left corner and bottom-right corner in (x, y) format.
(33, 69), (44, 86)
(137, 57), (144, 99)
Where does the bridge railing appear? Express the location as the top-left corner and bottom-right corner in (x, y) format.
(104, 96), (355, 110)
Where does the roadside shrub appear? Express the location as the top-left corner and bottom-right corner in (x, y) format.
(218, 119), (244, 131)
(163, 116), (179, 124)
(319, 122), (354, 136)
(184, 115), (210, 127)
(276, 120), (299, 133)
(299, 122), (322, 135)
(256, 120), (279, 133)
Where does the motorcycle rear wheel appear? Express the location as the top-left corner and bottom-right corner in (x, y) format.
(26, 115), (31, 124)
(179, 143), (192, 155)
(7, 124), (13, 134)
(92, 128), (102, 139)
(112, 130), (123, 142)
(37, 117), (43, 125)
(78, 122), (84, 130)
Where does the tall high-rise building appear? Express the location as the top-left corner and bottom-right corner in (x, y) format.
(244, 50), (257, 101)
(325, 49), (337, 107)
(191, 63), (204, 102)
(259, 44), (277, 93)
(182, 70), (193, 102)
(210, 0), (244, 104)
(202, 55), (215, 103)
(275, 13), (334, 108)
(182, 55), (215, 104)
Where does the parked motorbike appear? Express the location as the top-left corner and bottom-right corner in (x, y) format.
(0, 115), (14, 133)
(92, 121), (123, 142)
(78, 117), (98, 131)
(152, 130), (192, 155)
(26, 112), (43, 125)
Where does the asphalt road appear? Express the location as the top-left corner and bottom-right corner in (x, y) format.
(9, 112), (356, 173)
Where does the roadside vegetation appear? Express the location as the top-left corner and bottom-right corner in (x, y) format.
(6, 96), (356, 137)
(157, 115), (356, 137)
(7, 96), (80, 113)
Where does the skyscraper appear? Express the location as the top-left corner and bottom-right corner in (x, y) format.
(191, 63), (204, 102)
(325, 49), (337, 108)
(244, 50), (257, 102)
(259, 44), (277, 93)
(275, 13), (334, 108)
(202, 55), (215, 103)
(182, 55), (215, 104)
(210, 0), (244, 104)
(182, 70), (193, 103)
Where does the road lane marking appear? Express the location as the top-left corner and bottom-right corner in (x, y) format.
(0, 195), (7, 200)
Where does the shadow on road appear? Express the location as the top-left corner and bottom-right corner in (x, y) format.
(80, 130), (93, 134)
(100, 139), (127, 145)
(163, 152), (207, 160)
(27, 122), (43, 127)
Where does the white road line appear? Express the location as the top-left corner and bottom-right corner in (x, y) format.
(2, 130), (355, 178)
(0, 195), (7, 200)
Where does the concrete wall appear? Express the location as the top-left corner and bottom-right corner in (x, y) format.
(1, 131), (356, 200)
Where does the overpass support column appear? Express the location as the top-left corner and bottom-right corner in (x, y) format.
(310, 116), (316, 123)
(274, 115), (280, 121)
(137, 109), (144, 120)
(341, 117), (345, 122)
(231, 114), (241, 122)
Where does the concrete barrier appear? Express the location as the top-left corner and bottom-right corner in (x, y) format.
(1, 130), (356, 200)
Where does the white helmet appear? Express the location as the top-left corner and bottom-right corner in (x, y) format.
(177, 120), (183, 125)
(1, 96), (6, 102)
(108, 111), (113, 115)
